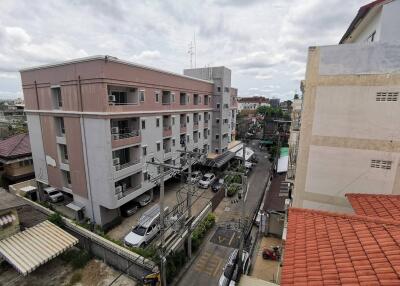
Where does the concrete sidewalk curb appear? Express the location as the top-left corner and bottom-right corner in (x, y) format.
(171, 225), (217, 286)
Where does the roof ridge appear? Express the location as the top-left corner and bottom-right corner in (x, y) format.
(289, 207), (400, 226)
(346, 193), (400, 199)
(5, 134), (26, 157)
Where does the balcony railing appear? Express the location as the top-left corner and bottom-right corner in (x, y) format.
(115, 184), (142, 200)
(193, 123), (199, 129)
(111, 129), (140, 140)
(163, 126), (172, 137)
(113, 158), (141, 172)
(180, 123), (187, 133)
(164, 147), (171, 153)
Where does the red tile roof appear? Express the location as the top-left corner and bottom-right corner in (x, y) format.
(0, 133), (31, 159)
(281, 208), (400, 286)
(346, 193), (400, 222)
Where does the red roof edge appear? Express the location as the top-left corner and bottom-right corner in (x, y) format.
(339, 0), (387, 44)
(345, 192), (400, 199)
(288, 207), (400, 226)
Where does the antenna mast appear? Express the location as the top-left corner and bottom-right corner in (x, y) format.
(188, 41), (194, 68)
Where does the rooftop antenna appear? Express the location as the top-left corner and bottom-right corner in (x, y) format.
(188, 41), (194, 68)
(194, 32), (197, 68)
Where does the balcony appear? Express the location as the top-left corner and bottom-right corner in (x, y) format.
(180, 93), (187, 105)
(193, 122), (199, 130)
(115, 173), (142, 200)
(204, 120), (209, 127)
(180, 123), (187, 134)
(194, 94), (200, 105)
(111, 129), (141, 149)
(163, 126), (172, 137)
(108, 86), (139, 105)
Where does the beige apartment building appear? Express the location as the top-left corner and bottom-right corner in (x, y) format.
(292, 0), (400, 212)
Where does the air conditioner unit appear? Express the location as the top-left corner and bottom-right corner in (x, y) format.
(108, 94), (116, 102)
(112, 134), (119, 140)
(116, 192), (123, 199)
(114, 164), (121, 171)
(122, 183), (127, 191)
(113, 157), (120, 165)
(115, 185), (122, 194)
(111, 127), (119, 134)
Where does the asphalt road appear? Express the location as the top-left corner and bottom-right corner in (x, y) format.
(177, 141), (271, 286)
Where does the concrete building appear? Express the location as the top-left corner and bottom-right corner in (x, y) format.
(292, 0), (400, 212)
(237, 96), (269, 112)
(20, 56), (238, 227)
(269, 98), (280, 108)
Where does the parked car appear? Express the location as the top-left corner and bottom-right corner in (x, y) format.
(43, 187), (64, 203)
(124, 205), (169, 248)
(218, 249), (250, 286)
(134, 193), (152, 207)
(121, 202), (140, 217)
(211, 178), (225, 193)
(188, 171), (202, 184)
(198, 173), (217, 189)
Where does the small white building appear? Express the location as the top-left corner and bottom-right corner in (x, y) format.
(238, 96), (270, 112)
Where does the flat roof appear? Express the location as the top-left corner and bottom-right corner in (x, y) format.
(0, 220), (78, 276)
(0, 190), (26, 212)
(19, 55), (214, 84)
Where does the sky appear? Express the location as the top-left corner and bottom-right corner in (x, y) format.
(0, 0), (371, 100)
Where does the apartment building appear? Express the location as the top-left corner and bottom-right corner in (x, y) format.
(20, 56), (238, 227)
(292, 0), (400, 212)
(237, 96), (269, 112)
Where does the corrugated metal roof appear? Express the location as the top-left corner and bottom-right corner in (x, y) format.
(0, 220), (78, 275)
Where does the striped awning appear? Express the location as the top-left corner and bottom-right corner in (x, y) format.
(0, 220), (78, 275)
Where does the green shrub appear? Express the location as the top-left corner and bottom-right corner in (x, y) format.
(227, 184), (240, 197)
(61, 249), (91, 269)
(48, 212), (63, 227)
(68, 271), (82, 285)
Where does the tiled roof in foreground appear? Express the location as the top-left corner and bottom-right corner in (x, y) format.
(346, 193), (400, 222)
(281, 208), (400, 286)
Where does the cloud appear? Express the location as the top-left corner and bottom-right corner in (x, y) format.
(0, 0), (370, 99)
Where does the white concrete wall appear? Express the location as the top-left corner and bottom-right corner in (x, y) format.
(319, 42), (400, 75)
(351, 8), (382, 43)
(305, 145), (399, 198)
(27, 114), (48, 183)
(380, 0), (400, 42)
(312, 85), (400, 141)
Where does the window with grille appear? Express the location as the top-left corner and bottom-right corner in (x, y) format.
(376, 92), (398, 102)
(371, 159), (392, 170)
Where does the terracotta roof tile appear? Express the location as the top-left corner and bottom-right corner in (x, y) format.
(346, 193), (400, 221)
(281, 208), (400, 285)
(0, 133), (31, 159)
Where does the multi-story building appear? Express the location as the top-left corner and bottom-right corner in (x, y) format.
(292, 0), (400, 212)
(237, 96), (269, 112)
(20, 56), (238, 227)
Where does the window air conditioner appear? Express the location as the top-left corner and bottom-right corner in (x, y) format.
(108, 94), (116, 102)
(111, 127), (119, 134)
(113, 157), (120, 165)
(115, 185), (122, 194)
(114, 164), (121, 171)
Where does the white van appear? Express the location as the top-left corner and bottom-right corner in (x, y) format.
(124, 205), (169, 248)
(43, 187), (64, 203)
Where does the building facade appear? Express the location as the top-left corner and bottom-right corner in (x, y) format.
(237, 96), (269, 112)
(21, 56), (237, 227)
(293, 0), (400, 212)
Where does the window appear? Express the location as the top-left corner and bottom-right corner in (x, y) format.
(216, 103), (220, 109)
(224, 87), (229, 92)
(186, 135), (190, 143)
(216, 134), (220, 139)
(216, 118), (220, 124)
(155, 91), (160, 102)
(223, 119), (228, 124)
(65, 171), (71, 185)
(208, 129), (210, 135)
(215, 148), (219, 154)
(156, 118), (160, 127)
(172, 117), (175, 125)
(143, 146), (147, 156)
(224, 104), (229, 108)
(141, 120), (146, 129)
(172, 93), (175, 103)
(172, 139), (175, 146)
(143, 172), (150, 181)
(376, 92), (398, 102)
(51, 87), (62, 109)
(187, 116), (190, 123)
(199, 132), (201, 138)
(60, 144), (68, 163)
(139, 90), (145, 102)
(187, 94), (190, 103)
(157, 142), (161, 151)
(199, 114), (201, 121)
(371, 160), (392, 170)
(217, 87), (221, 92)
(204, 95), (209, 105)
(57, 117), (65, 135)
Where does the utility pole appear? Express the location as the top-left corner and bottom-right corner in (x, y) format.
(238, 141), (247, 276)
(187, 153), (193, 258)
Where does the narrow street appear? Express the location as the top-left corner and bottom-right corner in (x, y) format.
(177, 141), (271, 286)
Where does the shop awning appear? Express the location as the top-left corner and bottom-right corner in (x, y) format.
(235, 147), (255, 161)
(0, 220), (78, 276)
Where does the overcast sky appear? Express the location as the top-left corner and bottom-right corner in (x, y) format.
(0, 0), (370, 100)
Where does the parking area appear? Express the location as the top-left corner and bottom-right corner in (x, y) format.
(107, 178), (215, 243)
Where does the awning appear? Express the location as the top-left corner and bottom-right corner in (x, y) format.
(235, 147), (255, 161)
(203, 151), (236, 168)
(20, 186), (37, 193)
(277, 156), (289, 173)
(66, 201), (85, 212)
(0, 220), (78, 275)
